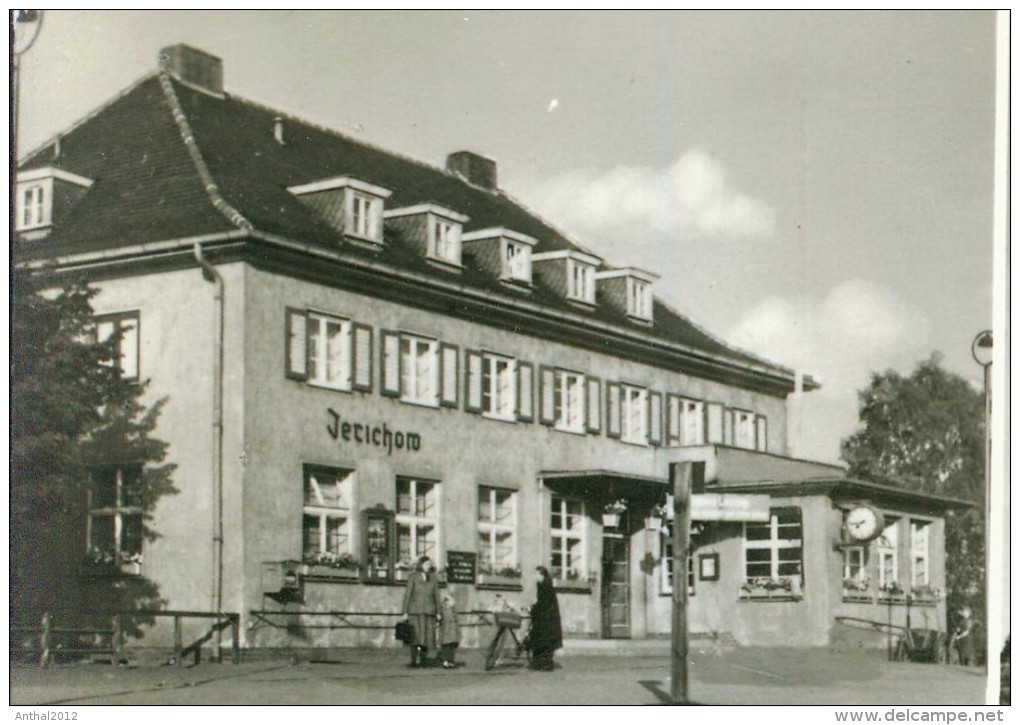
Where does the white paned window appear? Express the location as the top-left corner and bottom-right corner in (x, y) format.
(554, 370), (586, 433)
(308, 312), (352, 390)
(482, 353), (516, 421)
(350, 192), (382, 241)
(400, 335), (439, 406)
(734, 409), (756, 449)
(396, 477), (440, 565)
(95, 312), (140, 382)
(877, 520), (899, 590)
(681, 399), (705, 446)
(567, 259), (595, 303)
(504, 241), (531, 282)
(843, 546), (867, 588)
(910, 521), (930, 588)
(431, 217), (461, 265)
(18, 183), (48, 230)
(755, 416), (768, 452)
(743, 508), (803, 584)
(302, 467), (354, 561)
(88, 465), (143, 567)
(661, 537), (695, 596)
(628, 278), (651, 319)
(478, 486), (518, 573)
(621, 384), (648, 445)
(550, 495), (585, 581)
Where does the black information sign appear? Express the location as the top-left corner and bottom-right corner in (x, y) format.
(445, 551), (477, 584)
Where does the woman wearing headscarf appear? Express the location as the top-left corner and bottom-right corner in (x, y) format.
(527, 566), (563, 671)
(403, 555), (441, 668)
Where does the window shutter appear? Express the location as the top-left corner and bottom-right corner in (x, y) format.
(666, 394), (680, 444)
(439, 343), (459, 408)
(285, 307), (308, 380)
(756, 415), (768, 452)
(517, 361), (534, 422)
(539, 366), (556, 426)
(586, 377), (601, 433)
(464, 350), (483, 413)
(120, 315), (139, 381)
(380, 330), (401, 397)
(723, 408), (734, 445)
(706, 403), (724, 444)
(649, 392), (663, 446)
(351, 323), (373, 392)
(606, 382), (621, 439)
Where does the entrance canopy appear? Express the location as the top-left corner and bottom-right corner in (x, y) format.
(540, 469), (668, 505)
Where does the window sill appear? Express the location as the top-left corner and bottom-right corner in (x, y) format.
(307, 381), (353, 394)
(84, 562), (142, 578)
(553, 580), (591, 594)
(482, 412), (517, 424)
(619, 437), (649, 447)
(877, 593), (908, 604)
(842, 592), (875, 604)
(400, 397), (440, 409)
(344, 233), (384, 249)
(738, 591), (803, 602)
(553, 425), (587, 436)
(476, 574), (524, 590)
(426, 257), (463, 273)
(301, 565), (360, 582)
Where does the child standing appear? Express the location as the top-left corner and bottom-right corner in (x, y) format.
(437, 589), (461, 669)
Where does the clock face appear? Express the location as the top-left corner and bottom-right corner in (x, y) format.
(846, 506), (883, 541)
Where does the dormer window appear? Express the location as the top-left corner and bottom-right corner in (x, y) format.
(594, 267), (658, 322)
(15, 167), (94, 237)
(532, 250), (602, 307)
(288, 176), (393, 246)
(384, 204), (469, 269)
(463, 228), (537, 287)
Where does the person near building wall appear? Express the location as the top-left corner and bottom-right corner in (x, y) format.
(403, 556), (442, 668)
(527, 567), (563, 672)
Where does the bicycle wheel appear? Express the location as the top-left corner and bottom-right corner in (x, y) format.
(485, 627), (509, 671)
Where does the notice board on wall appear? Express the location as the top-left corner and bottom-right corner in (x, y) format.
(445, 551), (477, 584)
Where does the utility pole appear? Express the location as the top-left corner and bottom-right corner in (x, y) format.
(670, 462), (693, 704)
(12, 11), (43, 165)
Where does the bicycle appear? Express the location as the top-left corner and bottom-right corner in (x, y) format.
(484, 610), (531, 671)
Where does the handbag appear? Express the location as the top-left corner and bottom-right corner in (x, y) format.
(395, 618), (414, 644)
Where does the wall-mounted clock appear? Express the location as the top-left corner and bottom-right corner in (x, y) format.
(845, 505), (885, 543)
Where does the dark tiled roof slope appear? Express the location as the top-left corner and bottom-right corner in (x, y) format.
(18, 74), (795, 379)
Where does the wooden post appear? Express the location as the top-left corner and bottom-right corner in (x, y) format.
(112, 614), (123, 665)
(231, 614), (240, 664)
(173, 615), (183, 667)
(39, 612), (51, 669)
(670, 462), (692, 705)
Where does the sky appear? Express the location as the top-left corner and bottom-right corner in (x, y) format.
(14, 10), (999, 464)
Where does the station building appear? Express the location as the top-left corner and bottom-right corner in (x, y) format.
(15, 45), (969, 654)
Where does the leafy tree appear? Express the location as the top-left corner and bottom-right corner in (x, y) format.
(11, 268), (175, 633)
(842, 353), (985, 657)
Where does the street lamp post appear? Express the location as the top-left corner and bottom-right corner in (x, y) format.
(970, 331), (993, 686)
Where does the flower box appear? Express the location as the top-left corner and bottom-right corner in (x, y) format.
(302, 564), (360, 581)
(739, 575), (803, 601)
(602, 513), (620, 528)
(477, 573), (523, 589)
(842, 590), (875, 604)
(877, 591), (907, 604)
(645, 516), (663, 531)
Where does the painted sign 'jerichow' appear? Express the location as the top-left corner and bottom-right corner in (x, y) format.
(326, 407), (422, 455)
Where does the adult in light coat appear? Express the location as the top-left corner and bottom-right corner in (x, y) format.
(403, 555), (442, 668)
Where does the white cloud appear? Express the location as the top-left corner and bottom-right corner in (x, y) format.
(527, 149), (775, 240)
(727, 279), (929, 394)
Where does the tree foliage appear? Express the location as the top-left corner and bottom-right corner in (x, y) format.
(11, 268), (176, 627)
(841, 353), (985, 653)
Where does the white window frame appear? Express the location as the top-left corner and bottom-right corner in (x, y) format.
(396, 477), (441, 565)
(567, 258), (596, 304)
(477, 486), (518, 572)
(554, 370), (586, 433)
(88, 465), (144, 566)
(400, 334), (440, 407)
(95, 311), (140, 382)
(743, 508), (803, 583)
(482, 353), (517, 421)
(349, 191), (383, 241)
(302, 467), (355, 559)
(843, 546), (867, 584)
(877, 520), (899, 589)
(621, 384), (648, 445)
(910, 520), (930, 588)
(627, 277), (651, 320)
(430, 216), (462, 266)
(680, 399), (705, 445)
(307, 312), (352, 391)
(18, 182), (49, 230)
(733, 409), (756, 449)
(503, 240), (531, 283)
(660, 537), (695, 596)
(550, 495), (586, 581)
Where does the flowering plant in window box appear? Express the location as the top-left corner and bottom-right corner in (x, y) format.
(739, 575), (802, 600)
(910, 584), (937, 602)
(878, 581), (906, 601)
(477, 562), (523, 588)
(602, 499), (628, 528)
(842, 576), (873, 602)
(302, 552), (360, 579)
(646, 502), (670, 531)
(86, 548), (142, 575)
(553, 568), (593, 592)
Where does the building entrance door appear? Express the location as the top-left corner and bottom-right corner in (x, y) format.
(601, 527), (631, 639)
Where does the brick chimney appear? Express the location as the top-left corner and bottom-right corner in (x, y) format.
(446, 151), (497, 190)
(159, 44), (224, 95)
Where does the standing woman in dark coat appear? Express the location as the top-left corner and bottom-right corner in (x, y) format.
(528, 566), (563, 671)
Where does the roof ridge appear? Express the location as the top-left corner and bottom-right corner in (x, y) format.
(158, 73), (253, 232)
(226, 90), (486, 190)
(18, 69), (161, 165)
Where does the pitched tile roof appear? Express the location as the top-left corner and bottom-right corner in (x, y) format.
(18, 73), (807, 386)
